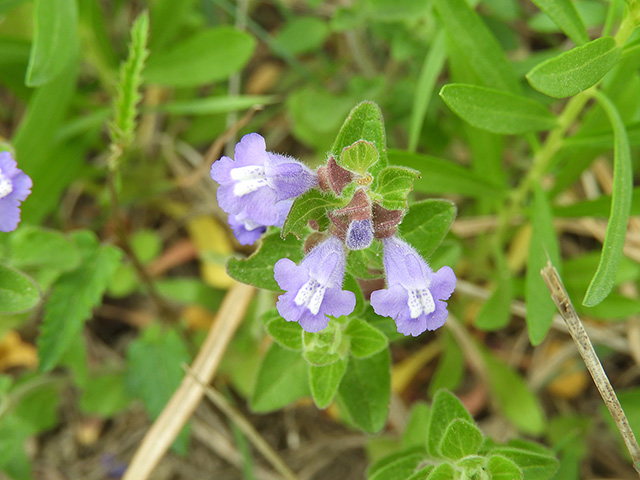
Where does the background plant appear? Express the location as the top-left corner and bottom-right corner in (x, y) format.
(0, 0), (639, 479)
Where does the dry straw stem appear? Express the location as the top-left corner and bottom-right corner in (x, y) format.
(123, 282), (256, 480)
(541, 262), (640, 476)
(188, 374), (298, 480)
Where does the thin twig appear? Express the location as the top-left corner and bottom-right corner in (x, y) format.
(541, 261), (640, 476)
(187, 373), (299, 480)
(123, 282), (256, 480)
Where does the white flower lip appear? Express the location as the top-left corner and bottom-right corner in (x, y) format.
(408, 288), (436, 319)
(0, 168), (13, 199)
(294, 278), (327, 316)
(230, 165), (268, 197)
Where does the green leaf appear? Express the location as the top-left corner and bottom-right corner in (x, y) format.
(0, 416), (32, 480)
(486, 455), (523, 480)
(489, 439), (559, 480)
(409, 29), (447, 152)
(425, 463), (456, 480)
(109, 11), (149, 150)
(281, 189), (343, 239)
(480, 346), (545, 434)
(251, 343), (310, 412)
(530, 0), (589, 45)
(398, 199), (457, 260)
(0, 265), (40, 314)
(407, 465), (435, 480)
(37, 231), (122, 372)
(303, 322), (348, 366)
(402, 402), (430, 448)
(428, 332), (464, 396)
(389, 150), (506, 199)
(439, 84), (557, 134)
(227, 231), (304, 291)
(526, 37), (621, 98)
(369, 451), (427, 480)
(338, 140), (379, 174)
(583, 91), (633, 306)
(344, 318), (388, 358)
(337, 349), (390, 433)
(157, 95), (276, 115)
(265, 310), (303, 351)
(526, 185), (561, 345)
(426, 389), (474, 458)
(125, 323), (191, 454)
(372, 166), (420, 210)
(25, 0), (78, 86)
(149, 0), (197, 49)
(475, 274), (513, 331)
(273, 17), (329, 55)
(8, 226), (81, 274)
(145, 27), (255, 87)
(308, 358), (347, 408)
(80, 373), (130, 418)
(155, 278), (224, 312)
(438, 418), (483, 460)
(367, 446), (427, 479)
(433, 0), (519, 93)
(331, 101), (388, 176)
(553, 187), (640, 218)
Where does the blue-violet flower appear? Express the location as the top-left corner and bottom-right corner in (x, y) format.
(0, 152), (32, 233)
(227, 199), (293, 246)
(274, 236), (356, 333)
(370, 236), (456, 336)
(345, 218), (374, 250)
(210, 133), (317, 228)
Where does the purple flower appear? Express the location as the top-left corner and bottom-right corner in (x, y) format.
(370, 236), (456, 337)
(0, 152), (32, 233)
(210, 133), (317, 227)
(345, 219), (374, 250)
(274, 236), (356, 333)
(228, 199), (293, 246)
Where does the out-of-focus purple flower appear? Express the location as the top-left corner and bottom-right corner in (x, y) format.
(0, 151), (32, 233)
(274, 235), (356, 333)
(345, 218), (374, 250)
(210, 133), (317, 227)
(228, 199), (293, 246)
(370, 236), (456, 337)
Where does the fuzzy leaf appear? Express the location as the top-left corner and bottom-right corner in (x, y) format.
(489, 439), (559, 480)
(281, 189), (343, 239)
(526, 37), (621, 98)
(486, 455), (523, 480)
(264, 309), (303, 351)
(331, 101), (388, 176)
(399, 199), (457, 260)
(440, 84), (557, 134)
(110, 11), (150, 149)
(338, 139), (379, 175)
(309, 358), (347, 408)
(337, 349), (390, 433)
(251, 343), (310, 412)
(227, 231), (304, 291)
(26, 0), (78, 86)
(37, 232), (122, 372)
(344, 318), (388, 358)
(0, 265), (40, 314)
(439, 418), (483, 460)
(427, 389), (474, 458)
(373, 166), (420, 210)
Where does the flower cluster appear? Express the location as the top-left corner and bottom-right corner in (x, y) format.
(210, 134), (456, 337)
(0, 151), (32, 233)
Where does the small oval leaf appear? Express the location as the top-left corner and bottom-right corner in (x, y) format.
(0, 265), (40, 314)
(526, 37), (621, 98)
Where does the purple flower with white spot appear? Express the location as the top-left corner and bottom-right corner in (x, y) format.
(274, 236), (356, 333)
(370, 236), (456, 337)
(0, 152), (32, 233)
(228, 199), (293, 246)
(210, 133), (317, 227)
